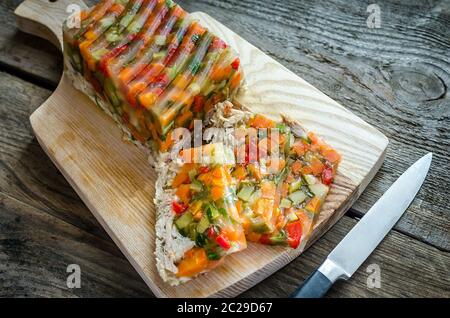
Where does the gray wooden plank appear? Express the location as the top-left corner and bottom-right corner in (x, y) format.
(241, 215), (450, 298)
(1, 70), (449, 297)
(2, 182), (448, 297)
(0, 71), (113, 243)
(0, 191), (153, 297)
(1, 0), (448, 250)
(175, 0), (450, 251)
(0, 0), (62, 87)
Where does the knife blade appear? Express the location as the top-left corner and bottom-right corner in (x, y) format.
(291, 152), (433, 298)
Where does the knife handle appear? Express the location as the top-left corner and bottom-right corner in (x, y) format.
(290, 270), (333, 298)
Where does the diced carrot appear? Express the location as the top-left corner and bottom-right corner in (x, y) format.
(210, 65), (232, 82)
(210, 186), (225, 201)
(236, 200), (243, 215)
(232, 165), (247, 181)
(291, 160), (303, 174)
(172, 170), (190, 188)
(310, 157), (325, 175)
(159, 131), (174, 152)
(79, 40), (93, 62)
(176, 247), (208, 277)
(246, 232), (262, 242)
(222, 227), (240, 242)
(139, 91), (158, 109)
(300, 166), (313, 175)
(230, 70), (242, 89)
(118, 66), (135, 83)
(253, 198), (274, 220)
(212, 167), (232, 183)
(321, 146), (341, 164)
(248, 164), (262, 181)
(172, 74), (190, 89)
(261, 181), (276, 200)
(176, 184), (191, 204)
(197, 172), (213, 186)
(175, 110), (193, 127)
(110, 3), (125, 15)
(281, 182), (289, 198)
(275, 213), (286, 230)
(307, 132), (319, 145)
(292, 141), (307, 156)
(84, 30), (96, 40)
(306, 197), (322, 214)
(249, 114), (276, 129)
(80, 10), (89, 20)
(172, 90), (191, 105)
(193, 211), (203, 221)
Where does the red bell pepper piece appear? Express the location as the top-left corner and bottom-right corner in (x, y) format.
(198, 166), (210, 174)
(259, 234), (272, 245)
(321, 167), (333, 185)
(285, 221), (302, 249)
(172, 201), (188, 214)
(207, 226), (216, 239)
(231, 58), (240, 70)
(216, 234), (231, 250)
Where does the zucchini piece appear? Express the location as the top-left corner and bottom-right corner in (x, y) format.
(237, 185), (254, 202)
(175, 212), (193, 231)
(289, 179), (302, 193)
(195, 233), (207, 247)
(289, 191), (307, 205)
(309, 183), (329, 200)
(280, 198), (292, 209)
(286, 211), (299, 222)
(188, 222), (198, 241)
(189, 200), (203, 215)
(154, 35), (167, 46)
(196, 214), (210, 234)
(104, 78), (121, 107)
(276, 123), (287, 134)
(250, 216), (274, 234)
(304, 174), (318, 185)
(284, 132), (292, 156)
(189, 180), (203, 192)
(218, 207), (228, 217)
(92, 48), (109, 61)
(205, 204), (220, 222)
(153, 51), (166, 60)
(269, 231), (287, 245)
(247, 189), (261, 206)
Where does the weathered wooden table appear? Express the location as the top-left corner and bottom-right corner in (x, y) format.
(0, 0), (449, 298)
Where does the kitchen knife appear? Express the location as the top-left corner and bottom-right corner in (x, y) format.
(290, 153), (433, 298)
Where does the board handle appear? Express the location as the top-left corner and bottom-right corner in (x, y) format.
(15, 0), (87, 51)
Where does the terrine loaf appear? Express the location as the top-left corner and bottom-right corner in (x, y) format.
(63, 0), (243, 153)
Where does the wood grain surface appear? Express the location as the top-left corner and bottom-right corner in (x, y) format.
(1, 0), (449, 297)
(16, 0), (388, 296)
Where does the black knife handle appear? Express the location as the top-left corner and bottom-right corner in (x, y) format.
(290, 270), (333, 298)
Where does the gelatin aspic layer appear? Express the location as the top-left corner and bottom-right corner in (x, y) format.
(63, 0), (243, 154)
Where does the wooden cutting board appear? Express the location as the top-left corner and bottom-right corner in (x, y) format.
(15, 0), (388, 297)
